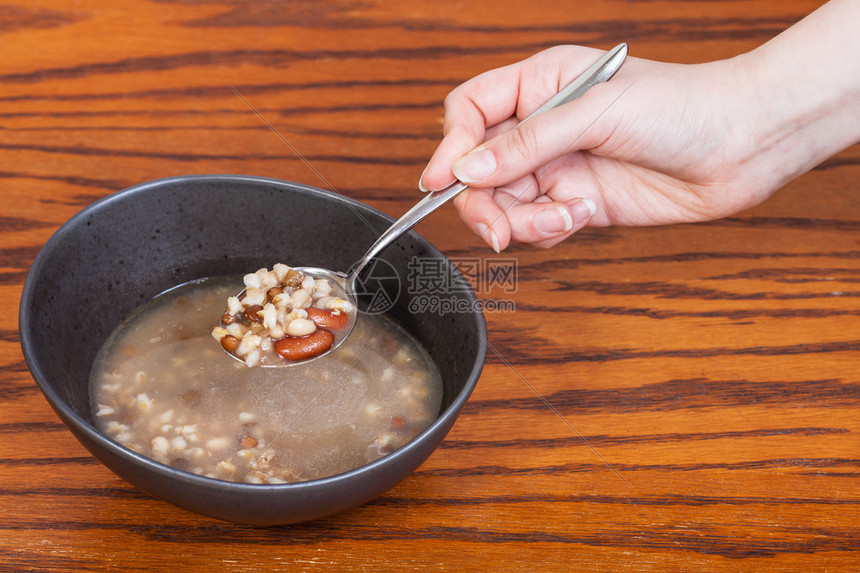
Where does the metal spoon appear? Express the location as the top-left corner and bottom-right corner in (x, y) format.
(223, 43), (628, 366)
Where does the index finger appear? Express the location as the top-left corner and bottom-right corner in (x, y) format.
(420, 65), (522, 191)
(420, 45), (609, 191)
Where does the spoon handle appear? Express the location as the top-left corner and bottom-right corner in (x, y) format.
(348, 42), (628, 280)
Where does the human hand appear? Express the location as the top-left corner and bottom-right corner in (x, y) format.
(418, 47), (772, 251)
(419, 1), (860, 252)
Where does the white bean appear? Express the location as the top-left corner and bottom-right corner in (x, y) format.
(205, 437), (231, 450)
(269, 325), (285, 339)
(211, 326), (230, 341)
(326, 297), (354, 313)
(273, 263), (290, 282)
(291, 288), (311, 309)
(288, 308), (308, 320)
(261, 303), (278, 330)
(257, 268), (278, 289)
(236, 334), (261, 357)
(227, 296), (243, 315)
(106, 421), (128, 434)
(364, 402), (381, 417)
(313, 279), (332, 297)
(244, 349), (261, 367)
(272, 293), (290, 308)
(217, 460), (236, 474)
(136, 393), (153, 413)
(95, 404), (115, 417)
(286, 318), (316, 337)
(151, 436), (170, 457)
(243, 273), (261, 289)
(242, 288), (266, 307)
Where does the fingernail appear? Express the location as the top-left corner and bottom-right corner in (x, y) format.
(452, 149), (496, 183)
(534, 205), (574, 234)
(475, 223), (501, 253)
(418, 166), (429, 192)
(570, 197), (597, 222)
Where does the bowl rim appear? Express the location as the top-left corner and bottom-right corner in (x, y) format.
(19, 173), (488, 491)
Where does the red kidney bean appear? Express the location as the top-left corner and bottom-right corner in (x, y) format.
(274, 329), (334, 361)
(306, 307), (349, 331)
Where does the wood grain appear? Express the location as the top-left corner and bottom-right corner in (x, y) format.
(2, 0), (857, 570)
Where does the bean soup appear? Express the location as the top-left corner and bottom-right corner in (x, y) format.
(90, 277), (442, 484)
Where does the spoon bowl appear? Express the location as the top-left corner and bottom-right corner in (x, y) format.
(218, 265), (359, 367)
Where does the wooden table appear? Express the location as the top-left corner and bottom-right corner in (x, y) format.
(2, 0), (857, 570)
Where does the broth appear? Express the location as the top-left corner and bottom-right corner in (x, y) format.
(90, 277), (442, 484)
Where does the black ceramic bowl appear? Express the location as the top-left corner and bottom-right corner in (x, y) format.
(19, 174), (486, 525)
